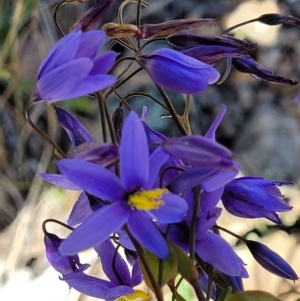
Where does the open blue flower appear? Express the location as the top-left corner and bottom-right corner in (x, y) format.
(57, 111), (187, 259)
(138, 48), (220, 94)
(33, 28), (117, 102)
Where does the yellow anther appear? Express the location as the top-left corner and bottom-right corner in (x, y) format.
(117, 290), (149, 301)
(128, 188), (168, 211)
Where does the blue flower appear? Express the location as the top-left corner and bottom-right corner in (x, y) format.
(138, 48), (220, 94)
(57, 111), (187, 259)
(33, 28), (117, 102)
(221, 177), (292, 224)
(246, 240), (298, 281)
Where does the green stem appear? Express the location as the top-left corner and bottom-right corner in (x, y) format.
(97, 92), (108, 143)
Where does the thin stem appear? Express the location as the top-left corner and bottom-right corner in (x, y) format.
(109, 56), (136, 75)
(97, 92), (108, 143)
(136, 37), (166, 56)
(124, 92), (168, 110)
(217, 56), (232, 85)
(190, 278), (206, 301)
(103, 99), (117, 145)
(214, 225), (247, 243)
(53, 0), (67, 37)
(189, 186), (200, 262)
(124, 225), (164, 301)
(105, 67), (143, 99)
(222, 18), (259, 35)
(112, 87), (132, 110)
(42, 218), (74, 235)
(160, 166), (184, 188)
(156, 86), (188, 135)
(206, 266), (214, 301)
(24, 101), (66, 158)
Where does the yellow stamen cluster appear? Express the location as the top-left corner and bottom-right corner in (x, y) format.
(117, 290), (149, 301)
(128, 188), (168, 211)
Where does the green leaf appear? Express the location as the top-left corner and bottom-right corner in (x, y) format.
(216, 287), (232, 301)
(139, 243), (178, 292)
(225, 290), (282, 301)
(170, 241), (198, 282)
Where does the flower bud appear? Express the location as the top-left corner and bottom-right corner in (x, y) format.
(139, 18), (217, 39)
(258, 13), (300, 27)
(70, 0), (117, 32)
(102, 23), (138, 38)
(246, 240), (299, 281)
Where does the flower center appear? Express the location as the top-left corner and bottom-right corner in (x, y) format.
(128, 188), (167, 211)
(117, 290), (149, 301)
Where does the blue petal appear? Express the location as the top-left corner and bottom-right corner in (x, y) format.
(196, 232), (242, 276)
(120, 111), (149, 192)
(201, 187), (224, 215)
(105, 286), (135, 301)
(150, 192), (187, 223)
(56, 107), (93, 146)
(62, 272), (113, 298)
(39, 173), (81, 190)
(143, 147), (169, 189)
(67, 192), (93, 226)
(75, 30), (105, 59)
(57, 159), (126, 201)
(38, 30), (80, 79)
(205, 105), (226, 140)
(130, 259), (143, 287)
(127, 211), (169, 259)
(90, 51), (118, 75)
(139, 48), (220, 94)
(35, 58), (93, 102)
(94, 239), (131, 286)
(60, 202), (130, 255)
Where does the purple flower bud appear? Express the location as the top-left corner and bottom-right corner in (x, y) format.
(138, 48), (220, 94)
(139, 18), (217, 39)
(44, 232), (90, 275)
(258, 13), (300, 27)
(33, 28), (117, 102)
(167, 34), (256, 51)
(71, 0), (117, 32)
(222, 177), (292, 224)
(246, 240), (299, 281)
(182, 45), (249, 64)
(56, 107), (93, 146)
(232, 56), (298, 86)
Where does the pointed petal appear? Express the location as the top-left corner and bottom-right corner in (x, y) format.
(205, 105), (226, 140)
(57, 159), (126, 201)
(150, 192), (187, 223)
(75, 30), (105, 59)
(38, 30), (80, 79)
(130, 259), (143, 287)
(127, 212), (169, 259)
(67, 192), (93, 226)
(196, 232), (242, 276)
(60, 202), (130, 255)
(144, 147), (169, 189)
(120, 112), (149, 192)
(94, 239), (130, 286)
(105, 286), (135, 301)
(56, 107), (93, 146)
(61, 272), (113, 298)
(36, 58), (92, 102)
(201, 187), (224, 215)
(90, 51), (118, 74)
(38, 173), (81, 190)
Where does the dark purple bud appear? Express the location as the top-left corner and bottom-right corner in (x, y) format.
(167, 33), (256, 51)
(246, 240), (299, 281)
(182, 45), (249, 64)
(44, 232), (90, 275)
(67, 142), (119, 166)
(258, 13), (300, 27)
(71, 0), (117, 32)
(139, 18), (217, 39)
(112, 106), (124, 144)
(56, 107), (93, 147)
(232, 56), (298, 86)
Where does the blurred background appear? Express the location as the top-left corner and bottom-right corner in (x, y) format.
(1, 0), (300, 300)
